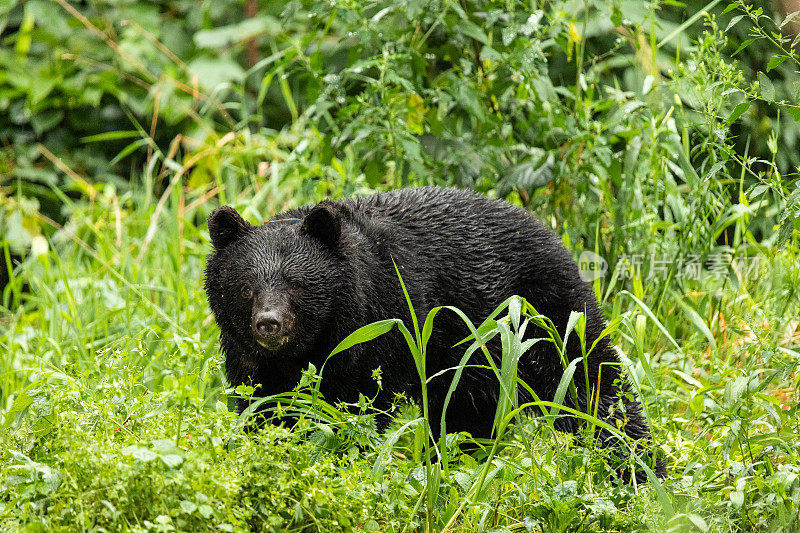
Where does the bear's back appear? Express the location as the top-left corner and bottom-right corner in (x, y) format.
(355, 186), (524, 228)
(341, 186), (586, 320)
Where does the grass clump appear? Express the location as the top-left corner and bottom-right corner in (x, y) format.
(2, 185), (798, 531)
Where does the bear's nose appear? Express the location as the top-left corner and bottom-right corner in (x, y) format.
(253, 311), (282, 337)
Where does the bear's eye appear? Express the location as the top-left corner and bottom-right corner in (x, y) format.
(284, 276), (303, 290)
(240, 287), (253, 300)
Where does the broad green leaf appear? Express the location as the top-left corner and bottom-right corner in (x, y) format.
(724, 375), (748, 406)
(730, 491), (744, 507)
(561, 310), (585, 364)
(421, 306), (444, 352)
(121, 446), (158, 463)
(29, 76), (56, 105)
(550, 357), (581, 418)
(188, 57), (245, 91)
(160, 454), (183, 468)
(777, 219), (794, 247)
(688, 514), (709, 531)
(457, 19), (488, 44)
(30, 109), (64, 135)
(731, 38), (755, 57)
(758, 71), (775, 100)
(786, 106), (800, 122)
(327, 319), (397, 358)
(780, 10), (800, 28)
(727, 101), (750, 123)
(766, 55), (788, 73)
(722, 2), (739, 14)
(497, 155), (554, 197)
(509, 296), (521, 331)
(724, 15), (743, 32)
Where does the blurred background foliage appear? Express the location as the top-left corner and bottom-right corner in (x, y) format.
(1, 0), (798, 274)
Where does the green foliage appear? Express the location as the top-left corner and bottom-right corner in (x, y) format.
(2, 183), (798, 530)
(3, 0), (799, 250)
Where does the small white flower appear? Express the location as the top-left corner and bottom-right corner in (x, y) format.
(31, 235), (49, 257)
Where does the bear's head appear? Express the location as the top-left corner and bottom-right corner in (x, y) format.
(204, 202), (349, 361)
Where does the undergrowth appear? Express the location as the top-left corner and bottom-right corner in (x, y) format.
(1, 180), (798, 531)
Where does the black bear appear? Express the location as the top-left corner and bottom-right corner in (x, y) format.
(204, 186), (666, 479)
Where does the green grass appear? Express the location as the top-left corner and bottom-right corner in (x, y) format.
(1, 182), (799, 532)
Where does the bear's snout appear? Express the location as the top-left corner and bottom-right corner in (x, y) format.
(254, 311), (281, 336)
(251, 303), (295, 350)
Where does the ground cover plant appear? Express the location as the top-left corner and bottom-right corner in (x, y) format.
(1, 0), (800, 531)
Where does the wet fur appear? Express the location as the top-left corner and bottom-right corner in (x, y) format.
(204, 186), (667, 479)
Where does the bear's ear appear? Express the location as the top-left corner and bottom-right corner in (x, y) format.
(301, 201), (341, 248)
(208, 206), (252, 249)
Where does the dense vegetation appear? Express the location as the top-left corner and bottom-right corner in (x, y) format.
(1, 0), (799, 530)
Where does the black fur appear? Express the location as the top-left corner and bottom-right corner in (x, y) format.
(204, 186), (666, 479)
